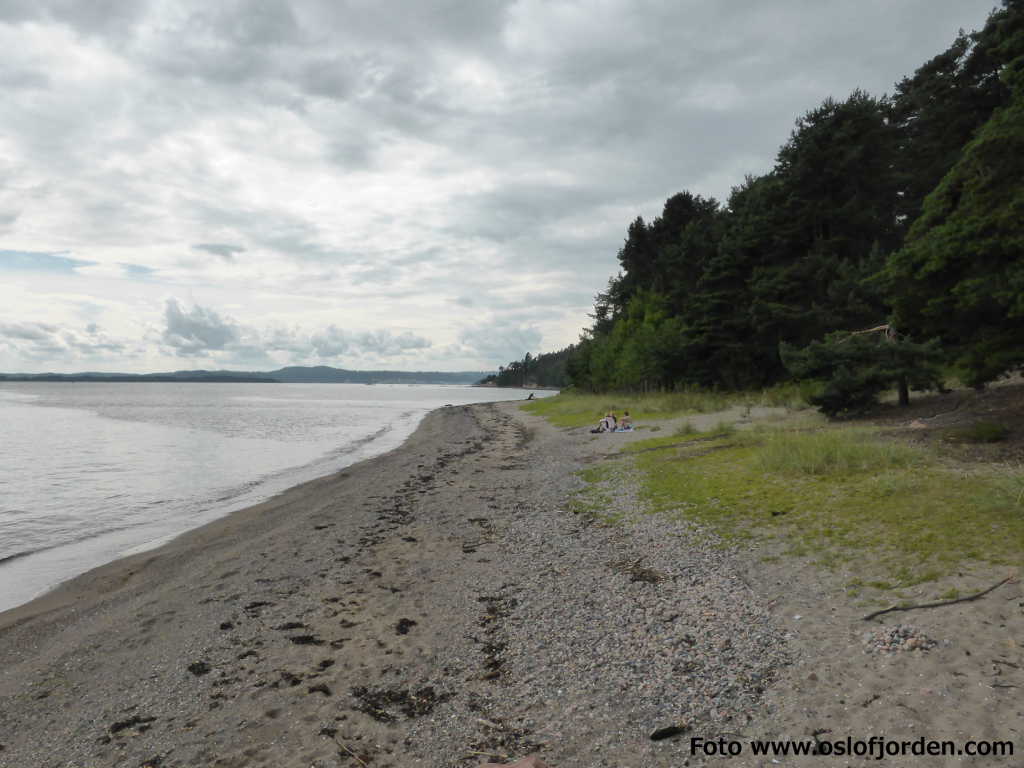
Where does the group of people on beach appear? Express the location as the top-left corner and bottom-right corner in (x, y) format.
(590, 410), (633, 433)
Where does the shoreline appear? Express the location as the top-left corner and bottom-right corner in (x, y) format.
(0, 401), (456, 632)
(0, 384), (544, 616)
(2, 401), (1021, 767)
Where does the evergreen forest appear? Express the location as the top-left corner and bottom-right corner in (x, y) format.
(492, 1), (1024, 415)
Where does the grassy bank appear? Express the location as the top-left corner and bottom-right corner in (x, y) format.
(533, 390), (1024, 591)
(521, 384), (815, 428)
(628, 425), (1023, 589)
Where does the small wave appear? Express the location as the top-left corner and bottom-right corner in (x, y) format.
(0, 520), (152, 567)
(0, 391), (41, 403)
(324, 423), (395, 458)
(199, 419), (412, 510)
(0, 548), (41, 565)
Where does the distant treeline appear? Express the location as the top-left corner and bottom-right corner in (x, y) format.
(479, 347), (574, 388)
(0, 365), (490, 385)
(494, 1), (1023, 411)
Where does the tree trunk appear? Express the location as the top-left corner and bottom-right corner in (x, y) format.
(898, 375), (910, 406)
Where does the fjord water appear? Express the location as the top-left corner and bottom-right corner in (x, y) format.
(0, 382), (548, 612)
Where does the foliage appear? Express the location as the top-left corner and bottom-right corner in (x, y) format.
(883, 49), (1024, 387)
(890, 0), (1023, 228)
(565, 87), (908, 394)
(479, 346), (574, 388)
(781, 330), (944, 417)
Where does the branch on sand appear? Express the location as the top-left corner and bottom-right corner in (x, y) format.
(862, 577), (1015, 622)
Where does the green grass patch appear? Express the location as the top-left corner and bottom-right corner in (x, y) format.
(628, 426), (1024, 588)
(521, 384), (813, 428)
(568, 464), (630, 525)
(619, 423), (737, 454)
(750, 428), (923, 476)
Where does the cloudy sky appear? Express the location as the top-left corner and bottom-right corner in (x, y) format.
(0, 0), (997, 372)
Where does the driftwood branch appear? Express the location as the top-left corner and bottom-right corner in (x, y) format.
(333, 736), (369, 767)
(862, 577), (1014, 622)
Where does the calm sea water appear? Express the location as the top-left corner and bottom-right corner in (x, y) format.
(0, 382), (550, 612)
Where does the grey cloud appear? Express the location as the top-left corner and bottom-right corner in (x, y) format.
(300, 1), (511, 52)
(310, 326), (431, 358)
(183, 200), (353, 264)
(141, 2), (301, 84)
(209, 0), (300, 48)
(0, 321), (59, 341)
(159, 299), (431, 361)
(0, 69), (50, 90)
(326, 136), (375, 171)
(192, 243), (246, 261)
(298, 57), (357, 100)
(450, 182), (608, 243)
(0, 0), (150, 39)
(162, 298), (240, 356)
(0, 321), (129, 359)
(459, 323), (542, 365)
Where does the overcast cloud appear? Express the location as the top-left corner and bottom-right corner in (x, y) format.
(0, 0), (998, 372)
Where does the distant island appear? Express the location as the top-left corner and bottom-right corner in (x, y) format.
(0, 365), (493, 385)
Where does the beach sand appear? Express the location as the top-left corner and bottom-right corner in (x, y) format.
(1, 402), (1021, 767)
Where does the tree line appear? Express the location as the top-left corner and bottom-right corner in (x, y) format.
(491, 1), (1023, 415)
(479, 347), (574, 388)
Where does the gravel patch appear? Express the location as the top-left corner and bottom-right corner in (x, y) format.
(863, 624), (939, 653)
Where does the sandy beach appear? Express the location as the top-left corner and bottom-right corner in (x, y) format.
(1, 401), (1022, 767)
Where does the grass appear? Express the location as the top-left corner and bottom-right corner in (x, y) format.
(521, 383), (817, 428)
(625, 425), (1024, 588)
(751, 428), (922, 476)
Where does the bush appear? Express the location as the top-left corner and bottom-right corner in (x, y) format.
(781, 330), (944, 418)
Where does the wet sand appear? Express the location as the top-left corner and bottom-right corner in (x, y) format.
(1, 401), (1021, 767)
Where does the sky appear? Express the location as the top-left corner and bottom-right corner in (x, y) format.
(0, 0), (1000, 373)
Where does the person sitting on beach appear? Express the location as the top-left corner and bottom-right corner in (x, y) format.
(617, 411), (633, 430)
(590, 411), (617, 433)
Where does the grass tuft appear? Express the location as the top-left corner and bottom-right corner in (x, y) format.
(675, 420), (697, 436)
(752, 429), (923, 476)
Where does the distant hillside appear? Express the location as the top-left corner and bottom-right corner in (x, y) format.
(0, 365), (492, 385)
(269, 366), (490, 384)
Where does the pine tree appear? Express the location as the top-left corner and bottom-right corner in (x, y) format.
(883, 53), (1024, 386)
